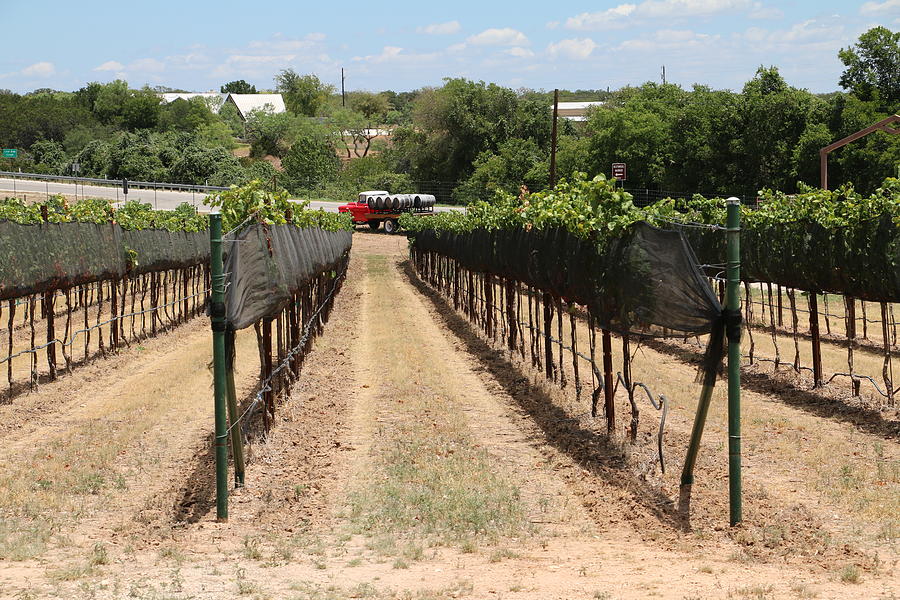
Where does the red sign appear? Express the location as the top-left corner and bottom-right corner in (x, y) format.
(612, 163), (626, 181)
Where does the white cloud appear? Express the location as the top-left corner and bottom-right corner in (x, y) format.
(748, 2), (782, 19)
(94, 60), (124, 72)
(547, 38), (598, 60)
(617, 29), (719, 52)
(306, 32), (327, 41)
(417, 21), (461, 35)
(565, 0), (753, 30)
(546, 20), (560, 29)
(505, 47), (535, 58)
(130, 58), (165, 73)
(353, 46), (439, 65)
(861, 0), (900, 14)
(21, 61), (55, 77)
(467, 27), (529, 46)
(566, 4), (636, 30)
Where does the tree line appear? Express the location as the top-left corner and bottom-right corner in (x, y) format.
(0, 26), (897, 202)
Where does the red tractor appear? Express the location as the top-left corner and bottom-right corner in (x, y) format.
(338, 191), (435, 234)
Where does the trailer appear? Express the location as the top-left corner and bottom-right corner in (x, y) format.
(338, 191), (435, 234)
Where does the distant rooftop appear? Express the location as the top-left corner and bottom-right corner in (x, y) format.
(225, 93), (286, 120)
(555, 101), (604, 121)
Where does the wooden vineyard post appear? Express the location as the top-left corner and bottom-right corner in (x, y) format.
(111, 278), (119, 350)
(262, 318), (274, 430)
(208, 213), (229, 522)
(506, 279), (517, 351)
(40, 206), (57, 380)
(225, 328), (246, 487)
(543, 293), (554, 381)
(846, 297), (859, 396)
(602, 328), (615, 435)
(808, 293), (823, 386)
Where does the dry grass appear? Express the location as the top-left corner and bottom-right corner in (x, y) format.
(347, 254), (528, 552)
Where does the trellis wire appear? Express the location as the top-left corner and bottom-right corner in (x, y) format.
(411, 246), (669, 471)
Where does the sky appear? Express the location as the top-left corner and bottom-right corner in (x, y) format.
(1, 0), (899, 95)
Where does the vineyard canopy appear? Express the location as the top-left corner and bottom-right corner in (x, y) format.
(411, 224), (722, 338)
(0, 220), (209, 300)
(223, 223), (352, 330)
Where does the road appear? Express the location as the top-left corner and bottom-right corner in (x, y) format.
(0, 177), (464, 213)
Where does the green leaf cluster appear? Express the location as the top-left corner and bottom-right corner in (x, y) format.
(203, 179), (352, 233)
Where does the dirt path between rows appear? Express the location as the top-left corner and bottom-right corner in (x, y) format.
(0, 232), (896, 599)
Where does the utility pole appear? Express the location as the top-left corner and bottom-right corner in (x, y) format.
(341, 68), (346, 107)
(661, 65), (666, 85)
(549, 88), (559, 188)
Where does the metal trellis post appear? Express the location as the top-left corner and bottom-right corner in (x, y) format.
(209, 213), (229, 521)
(725, 197), (742, 525)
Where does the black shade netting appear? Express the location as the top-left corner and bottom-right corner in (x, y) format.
(681, 215), (900, 303)
(122, 229), (210, 275)
(413, 223), (722, 337)
(223, 223), (352, 330)
(0, 221), (125, 300)
(413, 223), (728, 381)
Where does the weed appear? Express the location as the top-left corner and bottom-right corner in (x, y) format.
(89, 542), (108, 566)
(732, 584), (774, 599)
(489, 547), (519, 563)
(459, 539), (476, 554)
(393, 557), (409, 569)
(839, 564), (861, 584)
(236, 568), (259, 596)
(789, 582), (818, 598)
(157, 545), (184, 563)
(348, 557), (363, 567)
(698, 565), (714, 574)
(242, 536), (263, 561)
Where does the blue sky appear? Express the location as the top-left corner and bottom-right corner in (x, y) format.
(1, 0), (899, 94)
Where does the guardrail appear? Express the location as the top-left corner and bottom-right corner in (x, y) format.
(0, 171), (230, 193)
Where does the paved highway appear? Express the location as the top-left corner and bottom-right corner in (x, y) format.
(0, 177), (464, 213)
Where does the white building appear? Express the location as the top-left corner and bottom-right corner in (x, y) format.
(555, 101), (604, 122)
(222, 93), (287, 121)
(159, 92), (228, 111)
(156, 92), (287, 121)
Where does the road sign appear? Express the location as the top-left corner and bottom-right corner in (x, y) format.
(612, 162), (626, 181)
(72, 161), (81, 175)
(2, 149), (17, 158)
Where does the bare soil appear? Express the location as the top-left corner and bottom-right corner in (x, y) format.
(0, 232), (896, 599)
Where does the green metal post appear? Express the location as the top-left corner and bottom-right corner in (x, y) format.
(725, 197), (742, 525)
(680, 379), (716, 487)
(209, 213), (229, 521)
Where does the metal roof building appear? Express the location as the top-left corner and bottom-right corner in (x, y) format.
(555, 101), (604, 122)
(223, 93), (287, 121)
(159, 92), (228, 110)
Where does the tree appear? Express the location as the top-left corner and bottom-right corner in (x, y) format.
(394, 78), (519, 184)
(281, 132), (340, 188)
(839, 26), (900, 105)
(91, 80), (130, 125)
(29, 139), (67, 172)
(157, 97), (215, 132)
(244, 108), (308, 157)
(454, 138), (549, 204)
(329, 108), (379, 158)
(275, 69), (335, 116)
(121, 89), (161, 130)
(221, 80), (257, 94)
(349, 91), (390, 120)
